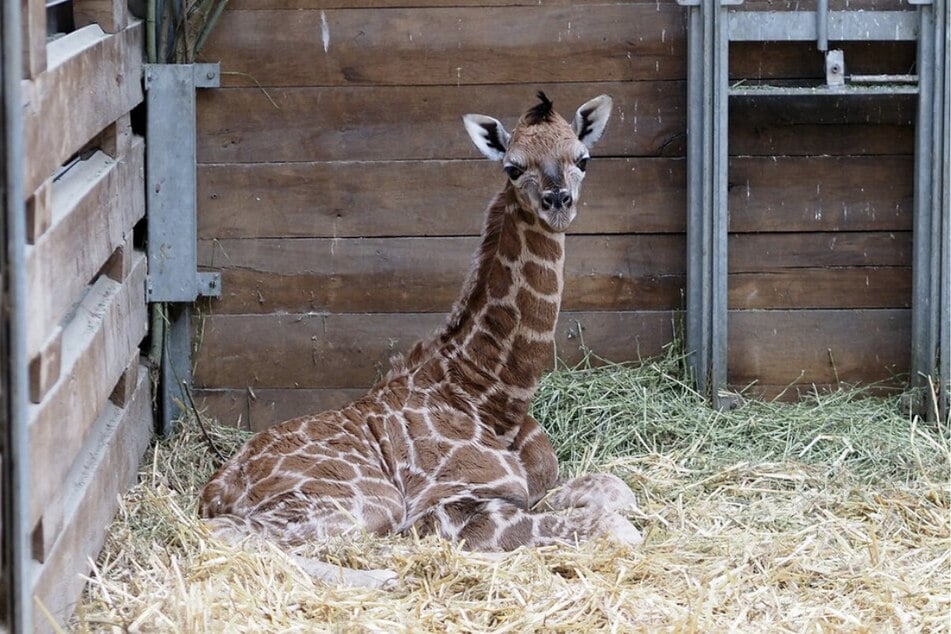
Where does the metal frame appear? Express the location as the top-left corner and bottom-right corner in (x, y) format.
(145, 63), (222, 435)
(677, 0), (950, 417)
(1, 0), (33, 629)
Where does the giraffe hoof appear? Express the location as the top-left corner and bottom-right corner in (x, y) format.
(599, 512), (643, 548)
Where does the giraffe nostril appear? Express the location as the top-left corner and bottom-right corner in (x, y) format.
(542, 190), (572, 210)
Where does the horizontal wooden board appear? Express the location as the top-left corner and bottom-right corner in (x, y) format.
(728, 155), (912, 233)
(729, 97), (915, 156)
(203, 6), (684, 87)
(193, 310), (677, 390)
(729, 267), (911, 310)
(196, 154), (910, 240)
(32, 365), (151, 631)
(729, 231), (911, 271)
(198, 235), (685, 313)
(224, 0), (906, 9)
(28, 253), (148, 531)
(197, 387), (367, 431)
(197, 82), (685, 163)
(22, 21), (143, 194)
(197, 158), (687, 238)
(25, 140), (145, 358)
(728, 309), (910, 387)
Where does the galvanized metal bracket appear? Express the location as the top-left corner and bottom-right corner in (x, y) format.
(144, 63), (221, 303)
(144, 63), (221, 435)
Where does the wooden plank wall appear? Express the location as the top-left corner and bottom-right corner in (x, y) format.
(20, 0), (152, 629)
(193, 0), (914, 428)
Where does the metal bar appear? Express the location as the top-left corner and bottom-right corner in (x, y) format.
(711, 1), (730, 405)
(911, 4), (938, 409)
(816, 0), (829, 51)
(684, 2), (706, 393)
(159, 304), (193, 435)
(729, 84), (919, 96)
(144, 63), (221, 303)
(728, 11), (918, 42)
(939, 0), (951, 421)
(1, 0), (33, 628)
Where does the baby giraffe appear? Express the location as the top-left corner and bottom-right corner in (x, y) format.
(200, 92), (642, 586)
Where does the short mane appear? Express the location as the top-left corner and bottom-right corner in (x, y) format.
(523, 91), (555, 126)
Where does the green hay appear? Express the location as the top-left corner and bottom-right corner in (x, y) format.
(536, 345), (949, 485)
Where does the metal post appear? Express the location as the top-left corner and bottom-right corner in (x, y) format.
(145, 63), (221, 435)
(940, 0), (951, 421)
(679, 0), (733, 405)
(910, 0), (950, 420)
(1, 0), (33, 629)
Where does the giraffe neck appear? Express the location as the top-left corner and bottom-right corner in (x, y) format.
(432, 184), (565, 429)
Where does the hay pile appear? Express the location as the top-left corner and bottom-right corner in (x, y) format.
(70, 348), (950, 632)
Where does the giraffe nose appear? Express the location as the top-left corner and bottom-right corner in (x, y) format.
(542, 190), (572, 211)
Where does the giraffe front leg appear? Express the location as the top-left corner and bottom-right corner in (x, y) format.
(538, 473), (639, 515)
(509, 414), (559, 505)
(422, 498), (642, 551)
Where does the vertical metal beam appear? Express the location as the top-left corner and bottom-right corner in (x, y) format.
(1, 0), (33, 629)
(910, 0), (950, 420)
(680, 0), (732, 404)
(145, 63), (221, 435)
(940, 0), (951, 421)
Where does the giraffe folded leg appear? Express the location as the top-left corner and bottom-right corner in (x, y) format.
(204, 514), (400, 590)
(538, 473), (639, 514)
(424, 498), (642, 551)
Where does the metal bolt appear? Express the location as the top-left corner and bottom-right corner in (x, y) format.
(206, 71), (215, 80)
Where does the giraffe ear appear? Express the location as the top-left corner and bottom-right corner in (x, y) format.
(572, 95), (613, 149)
(463, 114), (510, 161)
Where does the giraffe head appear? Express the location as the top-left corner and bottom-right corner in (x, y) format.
(463, 92), (613, 232)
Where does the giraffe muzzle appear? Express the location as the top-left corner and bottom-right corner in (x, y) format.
(541, 189), (573, 211)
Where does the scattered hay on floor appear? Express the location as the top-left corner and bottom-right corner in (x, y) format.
(71, 349), (950, 632)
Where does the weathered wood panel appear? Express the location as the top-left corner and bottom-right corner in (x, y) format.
(728, 309), (910, 387)
(203, 6), (684, 87)
(730, 41), (916, 81)
(22, 21), (144, 194)
(32, 366), (151, 631)
(225, 0), (906, 9)
(730, 232), (911, 270)
(729, 268), (911, 310)
(197, 387), (367, 431)
(197, 158), (686, 239)
(197, 82), (684, 163)
(193, 310), (677, 390)
(729, 156), (912, 233)
(196, 154), (911, 239)
(198, 235), (685, 313)
(28, 254), (148, 534)
(25, 140), (145, 359)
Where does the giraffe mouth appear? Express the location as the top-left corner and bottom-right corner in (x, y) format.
(538, 207), (576, 232)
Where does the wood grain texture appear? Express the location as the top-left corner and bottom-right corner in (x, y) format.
(193, 310), (677, 390)
(25, 140), (145, 359)
(32, 366), (151, 630)
(73, 0), (129, 32)
(196, 387), (367, 431)
(729, 268), (911, 310)
(197, 158), (686, 239)
(28, 254), (148, 532)
(198, 235), (685, 314)
(729, 232), (912, 271)
(21, 0), (46, 78)
(728, 309), (910, 387)
(728, 156), (912, 232)
(201, 6), (684, 87)
(196, 82), (686, 163)
(22, 21), (144, 193)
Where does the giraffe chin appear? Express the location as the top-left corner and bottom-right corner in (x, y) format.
(538, 208), (576, 233)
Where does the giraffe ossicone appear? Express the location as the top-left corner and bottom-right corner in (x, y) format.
(199, 92), (643, 587)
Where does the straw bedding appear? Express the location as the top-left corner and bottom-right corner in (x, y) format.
(68, 348), (949, 632)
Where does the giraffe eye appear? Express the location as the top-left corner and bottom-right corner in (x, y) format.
(504, 164), (524, 181)
(576, 157), (589, 172)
